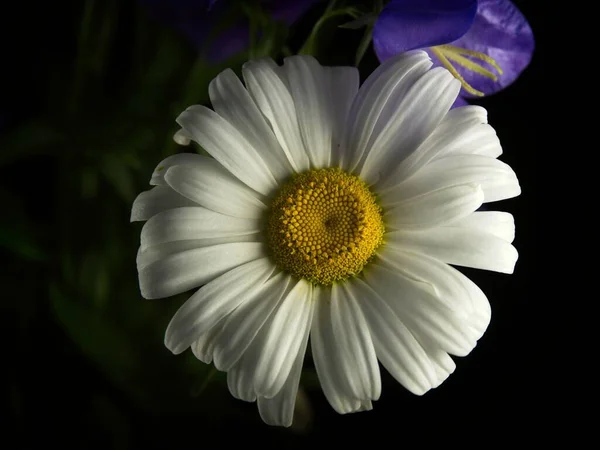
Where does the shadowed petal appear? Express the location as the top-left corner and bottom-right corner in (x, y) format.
(254, 280), (314, 398)
(164, 257), (275, 353)
(311, 286), (369, 414)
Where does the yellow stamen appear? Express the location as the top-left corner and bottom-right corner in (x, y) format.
(431, 44), (504, 97)
(267, 168), (384, 285)
(443, 52), (498, 81)
(431, 47), (483, 96)
(440, 44), (503, 75)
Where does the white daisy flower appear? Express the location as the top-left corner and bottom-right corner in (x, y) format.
(131, 50), (520, 427)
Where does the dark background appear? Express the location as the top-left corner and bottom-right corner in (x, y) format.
(2, 1), (543, 447)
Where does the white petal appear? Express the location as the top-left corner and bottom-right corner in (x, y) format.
(242, 58), (310, 172)
(326, 66), (359, 166)
(150, 153), (205, 186)
(173, 129), (192, 146)
(379, 105), (501, 187)
(254, 279), (314, 398)
(140, 207), (260, 250)
(450, 211), (515, 243)
(176, 105), (277, 195)
(356, 400), (373, 411)
(458, 273), (492, 339)
(386, 226), (518, 274)
(139, 242), (266, 299)
(227, 356), (257, 402)
(136, 235), (260, 271)
(209, 69), (293, 183)
(380, 154), (520, 205)
(381, 248), (492, 340)
(330, 283), (381, 401)
(364, 263), (478, 357)
(164, 257), (274, 354)
(385, 184), (484, 230)
(212, 272), (291, 371)
(359, 67), (461, 184)
(438, 106), (502, 159)
(342, 51), (432, 172)
(131, 186), (197, 222)
(351, 278), (435, 395)
(191, 321), (224, 364)
(226, 286), (293, 403)
(378, 249), (474, 314)
(164, 160), (266, 219)
(310, 285), (364, 414)
(283, 55), (332, 168)
(426, 348), (456, 389)
(257, 314), (310, 427)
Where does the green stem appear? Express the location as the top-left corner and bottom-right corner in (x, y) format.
(353, 0), (383, 66)
(93, 0), (117, 78)
(299, 0), (342, 56)
(191, 366), (218, 397)
(132, 3), (148, 78)
(299, 8), (359, 56)
(354, 23), (374, 66)
(69, 0), (96, 116)
(239, 0), (269, 60)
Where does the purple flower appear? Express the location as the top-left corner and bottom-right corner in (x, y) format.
(373, 0), (534, 100)
(141, 0), (320, 62)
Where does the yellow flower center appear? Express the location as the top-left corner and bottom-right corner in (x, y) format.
(266, 168), (384, 285)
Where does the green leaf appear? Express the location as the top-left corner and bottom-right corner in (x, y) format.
(49, 284), (150, 405)
(0, 192), (46, 261)
(253, 19), (289, 59)
(190, 365), (219, 398)
(68, 0), (97, 116)
(80, 168), (99, 199)
(338, 12), (377, 29)
(101, 155), (136, 202)
(77, 253), (111, 309)
(299, 6), (361, 57)
(0, 121), (64, 165)
(0, 223), (46, 261)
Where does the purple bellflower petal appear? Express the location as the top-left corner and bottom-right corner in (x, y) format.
(451, 95), (469, 108)
(373, 0), (477, 61)
(430, 0), (534, 98)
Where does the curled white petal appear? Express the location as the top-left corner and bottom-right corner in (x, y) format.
(131, 186), (196, 222)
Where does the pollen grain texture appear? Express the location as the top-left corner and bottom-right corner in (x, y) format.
(267, 168), (384, 285)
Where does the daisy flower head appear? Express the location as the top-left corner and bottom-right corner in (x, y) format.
(132, 50), (520, 427)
